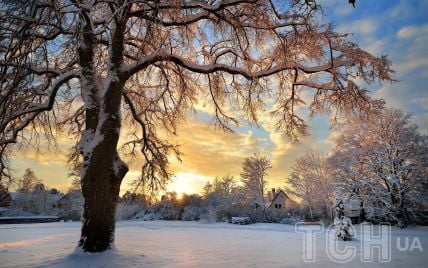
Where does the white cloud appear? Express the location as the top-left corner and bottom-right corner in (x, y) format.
(420, 97), (428, 108)
(388, 0), (413, 19)
(393, 24), (428, 75)
(373, 78), (428, 135)
(397, 58), (428, 75)
(374, 82), (419, 109)
(413, 113), (428, 135)
(397, 24), (428, 39)
(363, 38), (385, 55)
(337, 19), (378, 36)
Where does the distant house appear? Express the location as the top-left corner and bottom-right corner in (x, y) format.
(267, 188), (296, 210)
(1, 192), (26, 211)
(0, 185), (12, 207)
(10, 192), (63, 213)
(0, 191), (64, 216)
(343, 198), (363, 224)
(56, 191), (84, 221)
(9, 192), (26, 205)
(0, 192), (12, 207)
(343, 198), (387, 224)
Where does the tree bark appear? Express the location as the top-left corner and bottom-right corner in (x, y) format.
(79, 175), (120, 251)
(79, 146), (128, 251)
(76, 5), (129, 251)
(78, 106), (129, 251)
(78, 77), (128, 251)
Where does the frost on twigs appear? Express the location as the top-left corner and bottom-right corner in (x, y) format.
(0, 0), (395, 250)
(0, 1), (394, 187)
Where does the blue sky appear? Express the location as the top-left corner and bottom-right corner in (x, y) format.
(11, 0), (428, 195)
(319, 0), (428, 132)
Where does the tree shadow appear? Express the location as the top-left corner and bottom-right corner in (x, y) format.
(34, 246), (148, 268)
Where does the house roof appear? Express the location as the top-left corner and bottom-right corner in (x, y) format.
(268, 190), (291, 208)
(0, 192), (11, 203)
(57, 191), (82, 203)
(49, 193), (64, 202)
(9, 192), (25, 201)
(8, 192), (64, 202)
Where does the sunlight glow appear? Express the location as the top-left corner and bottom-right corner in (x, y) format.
(166, 172), (214, 195)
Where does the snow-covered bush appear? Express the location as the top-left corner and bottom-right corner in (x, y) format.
(9, 190), (61, 216)
(181, 206), (203, 221)
(57, 191), (83, 221)
(133, 211), (159, 221)
(153, 202), (180, 220)
(265, 208), (294, 223)
(199, 208), (217, 223)
(116, 204), (144, 221)
(116, 191), (149, 220)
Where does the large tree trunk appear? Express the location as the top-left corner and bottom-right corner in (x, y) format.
(78, 105), (129, 251)
(77, 8), (129, 252)
(79, 143), (128, 252)
(77, 64), (128, 251)
(79, 176), (120, 251)
(78, 80), (128, 252)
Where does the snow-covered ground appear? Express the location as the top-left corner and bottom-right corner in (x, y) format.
(0, 221), (427, 267)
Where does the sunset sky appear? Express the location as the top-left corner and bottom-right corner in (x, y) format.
(10, 0), (428, 196)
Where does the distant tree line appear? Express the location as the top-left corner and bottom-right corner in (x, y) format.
(1, 168), (63, 216)
(1, 109), (426, 227)
(1, 155), (298, 224)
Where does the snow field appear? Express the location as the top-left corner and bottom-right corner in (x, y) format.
(0, 221), (427, 267)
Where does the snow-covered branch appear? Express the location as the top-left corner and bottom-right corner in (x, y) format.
(121, 51), (356, 81)
(0, 70), (80, 146)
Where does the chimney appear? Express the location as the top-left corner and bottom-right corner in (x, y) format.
(272, 188), (276, 197)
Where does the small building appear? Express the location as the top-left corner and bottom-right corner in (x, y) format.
(0, 192), (12, 207)
(5, 192), (63, 215)
(343, 198), (387, 224)
(267, 188), (296, 210)
(8, 192), (26, 206)
(0, 185), (12, 207)
(56, 191), (84, 221)
(342, 199), (361, 224)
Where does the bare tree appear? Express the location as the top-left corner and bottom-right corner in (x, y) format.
(241, 154), (271, 219)
(68, 177), (82, 193)
(286, 151), (335, 220)
(17, 168), (42, 192)
(0, 183), (10, 206)
(202, 175), (241, 221)
(0, 0), (393, 251)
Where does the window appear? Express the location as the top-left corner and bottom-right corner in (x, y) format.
(274, 204), (282, 209)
